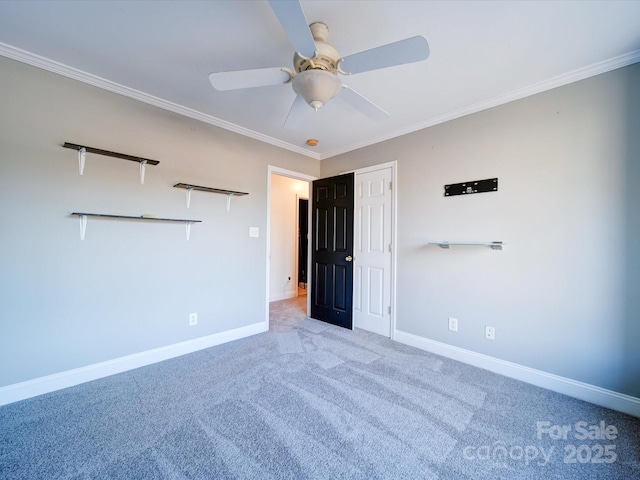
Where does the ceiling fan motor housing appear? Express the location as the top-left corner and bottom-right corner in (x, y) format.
(293, 22), (340, 73)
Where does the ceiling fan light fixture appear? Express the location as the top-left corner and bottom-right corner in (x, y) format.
(292, 70), (342, 111)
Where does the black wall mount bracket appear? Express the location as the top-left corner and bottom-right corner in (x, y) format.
(444, 178), (498, 197)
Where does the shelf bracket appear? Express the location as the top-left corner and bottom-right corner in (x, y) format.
(185, 221), (193, 241)
(186, 187), (194, 208)
(139, 160), (147, 185)
(79, 214), (87, 240)
(226, 193), (233, 212)
(78, 147), (86, 176)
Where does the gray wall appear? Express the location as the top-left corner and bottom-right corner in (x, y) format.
(0, 57), (319, 387)
(321, 63), (640, 398)
(2, 53), (638, 401)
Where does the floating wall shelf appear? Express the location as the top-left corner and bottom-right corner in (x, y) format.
(428, 241), (505, 250)
(173, 183), (249, 211)
(71, 212), (202, 241)
(63, 142), (160, 184)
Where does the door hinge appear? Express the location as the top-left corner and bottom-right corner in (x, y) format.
(389, 181), (393, 190)
(388, 306), (392, 315)
(388, 244), (392, 252)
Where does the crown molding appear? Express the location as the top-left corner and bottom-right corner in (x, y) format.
(0, 42), (321, 161)
(318, 49), (640, 160)
(2, 41), (638, 162)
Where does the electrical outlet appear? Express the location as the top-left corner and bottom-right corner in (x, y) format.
(249, 227), (259, 238)
(485, 326), (495, 340)
(189, 312), (198, 326)
(448, 317), (458, 332)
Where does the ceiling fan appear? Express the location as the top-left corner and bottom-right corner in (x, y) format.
(208, 0), (430, 127)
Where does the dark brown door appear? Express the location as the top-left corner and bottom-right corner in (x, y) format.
(311, 173), (354, 329)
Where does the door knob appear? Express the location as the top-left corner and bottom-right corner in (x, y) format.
(345, 255), (353, 262)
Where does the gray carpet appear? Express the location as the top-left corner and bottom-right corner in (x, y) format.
(1, 295), (639, 479)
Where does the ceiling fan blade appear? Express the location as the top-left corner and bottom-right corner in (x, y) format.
(339, 36), (430, 75)
(284, 95), (309, 129)
(208, 67), (291, 91)
(339, 86), (390, 122)
(268, 0), (316, 58)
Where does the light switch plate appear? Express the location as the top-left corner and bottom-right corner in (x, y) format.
(249, 227), (259, 238)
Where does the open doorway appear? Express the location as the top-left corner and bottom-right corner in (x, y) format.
(297, 197), (309, 295)
(266, 166), (316, 326)
(268, 174), (309, 302)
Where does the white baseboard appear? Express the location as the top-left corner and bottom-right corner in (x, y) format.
(269, 290), (297, 302)
(0, 321), (268, 407)
(394, 329), (640, 418)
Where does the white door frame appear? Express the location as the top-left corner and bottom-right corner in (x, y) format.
(266, 166), (317, 326)
(343, 161), (397, 339)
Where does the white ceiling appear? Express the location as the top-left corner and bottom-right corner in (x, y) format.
(1, 1), (639, 160)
